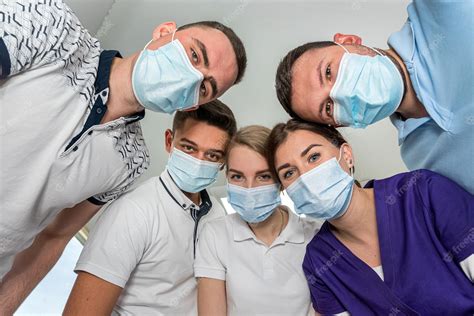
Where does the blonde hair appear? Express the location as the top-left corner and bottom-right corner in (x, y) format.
(226, 125), (271, 170)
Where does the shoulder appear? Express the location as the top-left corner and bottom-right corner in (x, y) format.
(207, 194), (227, 218)
(201, 213), (233, 236)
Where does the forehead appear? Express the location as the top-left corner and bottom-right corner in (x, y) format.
(174, 118), (229, 151)
(291, 47), (342, 118)
(178, 26), (238, 94)
(275, 130), (333, 163)
(228, 145), (268, 172)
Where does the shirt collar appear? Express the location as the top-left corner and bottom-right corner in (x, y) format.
(232, 207), (305, 245)
(159, 169), (212, 212)
(390, 113), (431, 144)
(95, 50), (145, 124)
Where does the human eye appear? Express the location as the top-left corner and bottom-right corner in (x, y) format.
(230, 174), (243, 181)
(325, 64), (331, 80)
(281, 169), (295, 180)
(200, 81), (207, 97)
(308, 152), (321, 163)
(258, 173), (273, 181)
(191, 48), (199, 63)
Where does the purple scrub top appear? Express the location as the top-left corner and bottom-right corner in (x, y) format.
(302, 170), (474, 315)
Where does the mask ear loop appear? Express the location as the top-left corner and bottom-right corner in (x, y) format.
(333, 41), (350, 53)
(337, 144), (355, 177)
(171, 29), (177, 41)
(370, 47), (384, 56)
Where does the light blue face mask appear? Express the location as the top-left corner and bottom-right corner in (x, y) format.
(132, 31), (204, 114)
(286, 148), (354, 221)
(330, 44), (404, 128)
(167, 148), (222, 193)
(227, 183), (281, 223)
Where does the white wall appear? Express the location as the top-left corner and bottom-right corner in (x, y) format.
(83, 0), (412, 192)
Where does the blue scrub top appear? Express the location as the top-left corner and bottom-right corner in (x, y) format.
(387, 0), (474, 194)
(303, 170), (474, 315)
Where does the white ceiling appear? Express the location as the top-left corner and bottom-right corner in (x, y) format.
(66, 0), (412, 191)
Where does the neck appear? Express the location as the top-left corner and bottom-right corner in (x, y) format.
(183, 191), (201, 206)
(248, 207), (288, 246)
(384, 48), (428, 120)
(101, 53), (144, 124)
(329, 186), (377, 245)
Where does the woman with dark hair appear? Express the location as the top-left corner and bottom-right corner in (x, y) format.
(268, 119), (474, 316)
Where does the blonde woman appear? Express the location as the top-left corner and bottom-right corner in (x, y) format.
(194, 125), (320, 316)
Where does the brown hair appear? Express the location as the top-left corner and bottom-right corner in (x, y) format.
(172, 99), (237, 143)
(275, 41), (336, 118)
(226, 125), (271, 169)
(267, 119), (357, 182)
(178, 21), (247, 84)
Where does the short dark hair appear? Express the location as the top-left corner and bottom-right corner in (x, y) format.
(267, 119), (353, 182)
(172, 99), (237, 143)
(178, 21), (247, 85)
(275, 41), (336, 118)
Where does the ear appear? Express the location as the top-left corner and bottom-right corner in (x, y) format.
(340, 143), (354, 170)
(152, 21), (177, 41)
(333, 33), (362, 45)
(165, 129), (174, 153)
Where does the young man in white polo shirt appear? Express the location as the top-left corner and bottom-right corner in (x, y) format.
(0, 0), (246, 311)
(63, 100), (236, 315)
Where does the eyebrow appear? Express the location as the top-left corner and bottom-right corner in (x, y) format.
(276, 144), (322, 173)
(301, 144), (322, 157)
(207, 149), (225, 156)
(180, 138), (198, 147)
(193, 38), (209, 67)
(192, 37), (218, 98)
(317, 58), (324, 88)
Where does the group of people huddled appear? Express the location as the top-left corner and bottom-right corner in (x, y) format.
(0, 0), (472, 315)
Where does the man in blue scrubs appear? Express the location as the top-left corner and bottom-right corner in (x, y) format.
(275, 0), (474, 194)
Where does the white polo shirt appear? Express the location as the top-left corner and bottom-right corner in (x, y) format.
(194, 208), (321, 316)
(75, 170), (227, 315)
(0, 0), (150, 279)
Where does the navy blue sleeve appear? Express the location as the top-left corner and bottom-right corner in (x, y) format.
(419, 170), (474, 263)
(0, 38), (11, 79)
(302, 249), (346, 315)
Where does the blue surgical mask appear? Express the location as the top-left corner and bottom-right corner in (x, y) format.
(330, 44), (404, 128)
(167, 148), (221, 193)
(286, 148), (354, 221)
(132, 31), (204, 114)
(227, 183), (281, 223)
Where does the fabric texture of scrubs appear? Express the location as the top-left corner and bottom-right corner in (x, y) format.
(303, 170), (474, 315)
(0, 0), (149, 279)
(387, 0), (474, 194)
(194, 209), (321, 316)
(76, 170), (226, 315)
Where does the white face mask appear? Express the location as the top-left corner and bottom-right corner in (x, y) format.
(286, 146), (354, 220)
(330, 43), (404, 128)
(132, 31), (204, 114)
(166, 148), (221, 193)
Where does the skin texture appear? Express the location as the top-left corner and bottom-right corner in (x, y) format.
(102, 21), (239, 123)
(64, 118), (230, 314)
(198, 144), (290, 316)
(290, 33), (427, 126)
(0, 201), (101, 315)
(274, 130), (381, 268)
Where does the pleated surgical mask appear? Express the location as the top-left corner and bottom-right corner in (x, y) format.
(132, 31), (204, 114)
(330, 43), (404, 128)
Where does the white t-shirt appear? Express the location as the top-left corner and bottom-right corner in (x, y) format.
(194, 208), (321, 316)
(76, 170), (227, 315)
(0, 0), (150, 279)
